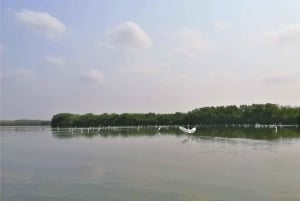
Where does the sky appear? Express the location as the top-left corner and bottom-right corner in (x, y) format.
(1, 0), (300, 120)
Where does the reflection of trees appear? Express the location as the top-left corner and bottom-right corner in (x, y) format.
(193, 128), (300, 140)
(52, 127), (300, 140)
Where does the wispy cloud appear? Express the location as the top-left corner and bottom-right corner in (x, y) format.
(1, 69), (37, 83)
(262, 71), (300, 85)
(243, 24), (300, 49)
(172, 29), (220, 58)
(107, 21), (152, 49)
(172, 29), (206, 58)
(212, 21), (232, 31)
(80, 69), (104, 84)
(264, 24), (300, 47)
(96, 41), (116, 50)
(15, 9), (66, 40)
(45, 56), (66, 66)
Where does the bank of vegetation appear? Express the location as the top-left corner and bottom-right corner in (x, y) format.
(0, 120), (51, 126)
(51, 104), (300, 128)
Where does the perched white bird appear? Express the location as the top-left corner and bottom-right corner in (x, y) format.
(179, 126), (196, 134)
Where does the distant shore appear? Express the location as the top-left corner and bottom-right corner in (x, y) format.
(0, 120), (51, 126)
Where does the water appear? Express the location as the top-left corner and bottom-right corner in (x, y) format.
(1, 127), (300, 201)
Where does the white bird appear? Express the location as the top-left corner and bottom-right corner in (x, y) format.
(270, 124), (278, 133)
(179, 126), (196, 134)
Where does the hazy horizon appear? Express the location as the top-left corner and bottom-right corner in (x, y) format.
(1, 102), (300, 121)
(1, 0), (300, 119)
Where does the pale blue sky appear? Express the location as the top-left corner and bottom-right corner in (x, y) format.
(1, 0), (300, 119)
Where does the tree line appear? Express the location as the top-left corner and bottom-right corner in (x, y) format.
(51, 103), (300, 127)
(0, 120), (50, 126)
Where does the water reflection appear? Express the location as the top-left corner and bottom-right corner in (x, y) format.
(2, 126), (300, 201)
(51, 127), (300, 140)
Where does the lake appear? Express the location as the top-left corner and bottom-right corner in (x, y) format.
(1, 126), (300, 201)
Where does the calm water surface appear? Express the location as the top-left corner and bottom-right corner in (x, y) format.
(1, 127), (300, 201)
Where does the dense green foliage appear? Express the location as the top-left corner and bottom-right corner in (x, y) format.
(51, 104), (300, 127)
(0, 120), (50, 126)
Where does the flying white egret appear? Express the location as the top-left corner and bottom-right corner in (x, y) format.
(270, 124), (278, 133)
(97, 124), (101, 131)
(156, 127), (161, 136)
(179, 126), (196, 134)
